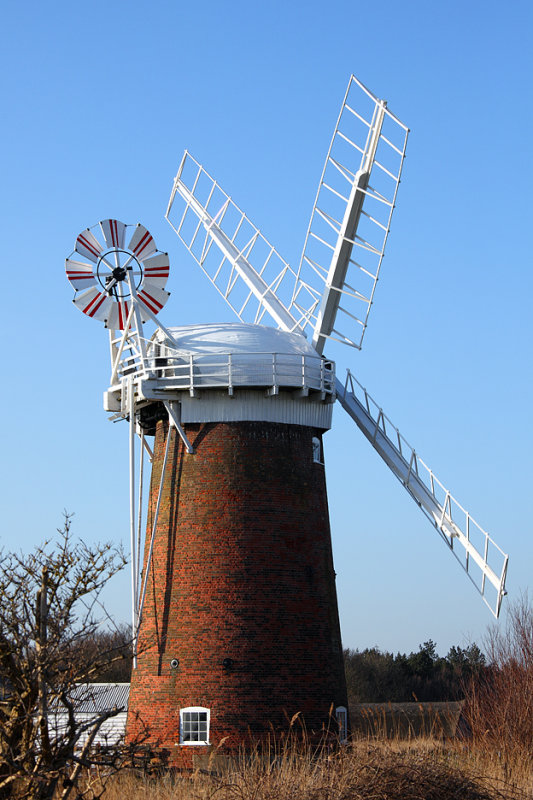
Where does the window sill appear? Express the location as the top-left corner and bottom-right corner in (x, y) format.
(179, 741), (210, 746)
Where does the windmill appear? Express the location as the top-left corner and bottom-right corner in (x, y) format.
(66, 75), (508, 763)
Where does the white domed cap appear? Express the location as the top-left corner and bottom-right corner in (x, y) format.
(156, 322), (319, 358)
(146, 323), (334, 430)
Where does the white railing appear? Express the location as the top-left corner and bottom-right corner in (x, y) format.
(112, 339), (335, 396)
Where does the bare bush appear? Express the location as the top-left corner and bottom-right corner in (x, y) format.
(464, 593), (533, 775)
(0, 513), (133, 800)
(69, 624), (132, 683)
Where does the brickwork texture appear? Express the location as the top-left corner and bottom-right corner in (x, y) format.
(126, 418), (348, 765)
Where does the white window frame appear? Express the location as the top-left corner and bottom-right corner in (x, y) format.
(335, 705), (348, 743)
(312, 436), (323, 464)
(179, 706), (210, 746)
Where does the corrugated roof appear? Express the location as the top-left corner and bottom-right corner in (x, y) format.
(59, 683), (129, 714)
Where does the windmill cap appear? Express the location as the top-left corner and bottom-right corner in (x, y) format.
(152, 322), (322, 359)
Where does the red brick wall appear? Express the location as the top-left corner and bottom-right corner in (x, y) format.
(126, 419), (347, 765)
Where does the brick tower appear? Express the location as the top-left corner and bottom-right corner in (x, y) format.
(125, 323), (348, 764)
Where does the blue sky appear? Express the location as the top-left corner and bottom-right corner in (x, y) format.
(1, 0), (531, 656)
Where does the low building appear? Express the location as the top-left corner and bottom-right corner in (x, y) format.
(51, 683), (129, 747)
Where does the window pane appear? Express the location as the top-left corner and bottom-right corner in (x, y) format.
(181, 709), (209, 744)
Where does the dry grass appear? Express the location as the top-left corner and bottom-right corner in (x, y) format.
(89, 734), (531, 800)
(350, 701), (464, 739)
(63, 598), (533, 800)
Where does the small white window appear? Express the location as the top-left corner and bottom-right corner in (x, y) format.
(335, 705), (348, 743)
(179, 706), (210, 745)
(312, 436), (323, 464)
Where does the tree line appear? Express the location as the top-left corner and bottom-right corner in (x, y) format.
(343, 640), (486, 703)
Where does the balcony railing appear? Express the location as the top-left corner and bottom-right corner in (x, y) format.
(115, 342), (335, 397)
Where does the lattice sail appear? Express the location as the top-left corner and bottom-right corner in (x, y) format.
(166, 152), (315, 334)
(291, 76), (409, 354)
(336, 371), (508, 618)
